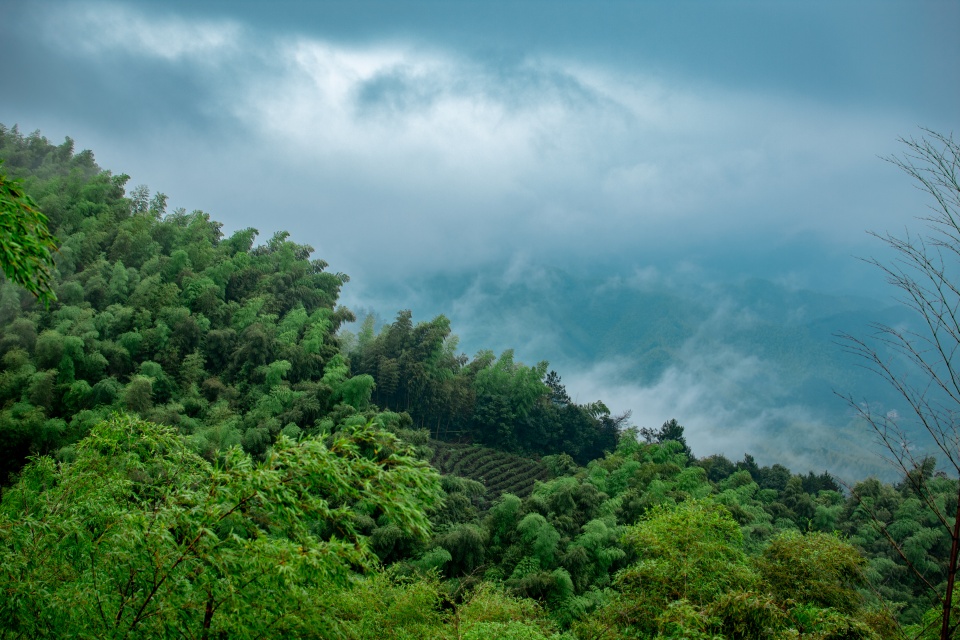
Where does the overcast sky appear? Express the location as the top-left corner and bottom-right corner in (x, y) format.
(2, 0), (957, 295)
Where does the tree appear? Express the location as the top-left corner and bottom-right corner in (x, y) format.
(0, 413), (444, 637)
(639, 418), (692, 458)
(587, 500), (758, 638)
(840, 130), (960, 640)
(0, 161), (58, 304)
(757, 531), (867, 614)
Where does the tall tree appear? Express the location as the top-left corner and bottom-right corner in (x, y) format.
(841, 130), (960, 640)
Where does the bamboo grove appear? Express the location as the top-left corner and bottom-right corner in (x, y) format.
(0, 125), (958, 639)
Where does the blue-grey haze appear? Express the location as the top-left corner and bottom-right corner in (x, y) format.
(2, 0), (957, 475)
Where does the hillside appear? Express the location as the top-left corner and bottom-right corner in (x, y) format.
(0, 125), (955, 639)
(353, 266), (921, 477)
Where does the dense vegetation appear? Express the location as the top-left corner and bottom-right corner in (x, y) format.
(344, 312), (622, 464)
(0, 125), (957, 638)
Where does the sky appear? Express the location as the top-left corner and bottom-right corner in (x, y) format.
(2, 0), (958, 469)
(2, 0), (956, 292)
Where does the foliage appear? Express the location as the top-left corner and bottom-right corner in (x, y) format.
(348, 312), (620, 464)
(581, 500), (881, 640)
(0, 160), (58, 304)
(0, 126), (360, 481)
(0, 124), (952, 638)
(0, 413), (443, 638)
(612, 500), (756, 635)
(757, 530), (867, 614)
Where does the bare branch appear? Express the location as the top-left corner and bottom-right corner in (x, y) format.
(841, 130), (960, 640)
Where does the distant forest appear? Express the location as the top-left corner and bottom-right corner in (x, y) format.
(0, 125), (955, 639)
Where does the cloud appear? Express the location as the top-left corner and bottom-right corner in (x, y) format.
(228, 37), (914, 275)
(17, 1), (926, 289)
(41, 2), (242, 63)
(8, 2), (940, 480)
(560, 338), (889, 480)
(383, 262), (900, 479)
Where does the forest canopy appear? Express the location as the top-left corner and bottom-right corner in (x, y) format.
(0, 124), (956, 639)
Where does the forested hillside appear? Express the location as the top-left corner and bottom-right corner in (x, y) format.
(357, 265), (921, 479)
(0, 126), (956, 639)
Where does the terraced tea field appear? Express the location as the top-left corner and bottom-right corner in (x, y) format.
(430, 441), (552, 499)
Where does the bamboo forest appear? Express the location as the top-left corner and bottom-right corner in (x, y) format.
(1, 123), (959, 639)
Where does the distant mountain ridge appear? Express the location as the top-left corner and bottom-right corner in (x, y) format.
(365, 265), (908, 402)
(355, 264), (918, 478)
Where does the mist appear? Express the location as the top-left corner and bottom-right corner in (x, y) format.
(3, 0), (956, 479)
(342, 257), (916, 480)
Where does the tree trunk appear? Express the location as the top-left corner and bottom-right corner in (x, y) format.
(941, 482), (960, 640)
(201, 593), (215, 640)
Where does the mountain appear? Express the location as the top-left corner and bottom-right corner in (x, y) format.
(350, 264), (917, 479)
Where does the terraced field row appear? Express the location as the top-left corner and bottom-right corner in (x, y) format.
(430, 441), (552, 499)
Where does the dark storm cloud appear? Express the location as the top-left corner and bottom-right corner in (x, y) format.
(355, 68), (442, 116)
(354, 56), (604, 121)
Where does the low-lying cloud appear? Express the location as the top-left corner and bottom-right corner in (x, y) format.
(560, 344), (889, 481)
(357, 260), (902, 480)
